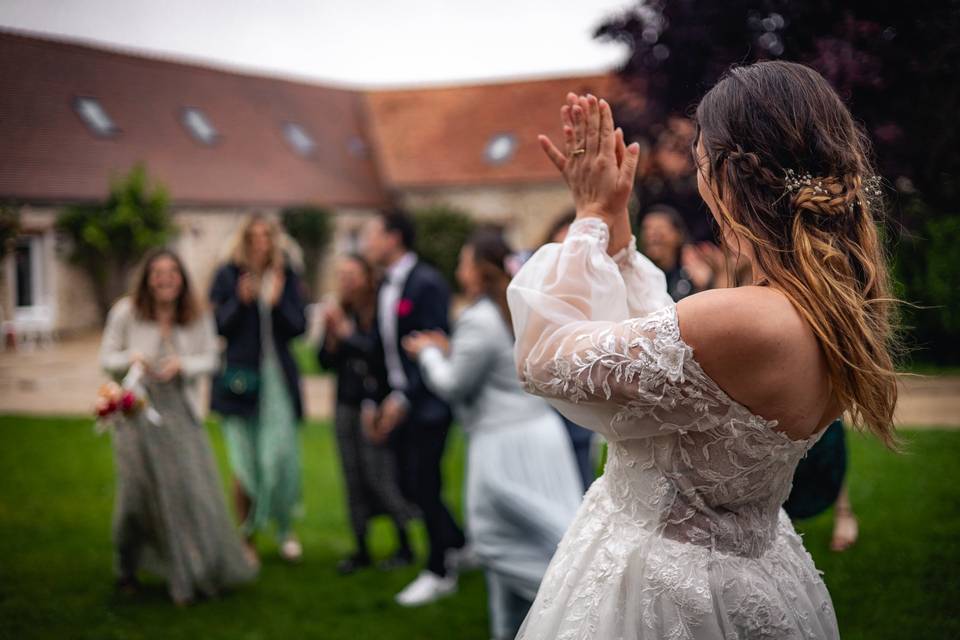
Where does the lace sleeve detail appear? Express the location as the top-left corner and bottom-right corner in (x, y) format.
(507, 218), (726, 441)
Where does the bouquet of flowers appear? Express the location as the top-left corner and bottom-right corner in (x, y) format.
(94, 362), (160, 432)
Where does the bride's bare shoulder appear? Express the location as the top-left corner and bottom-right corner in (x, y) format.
(675, 287), (819, 394)
(676, 287), (806, 349)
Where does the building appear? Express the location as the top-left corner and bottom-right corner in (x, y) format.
(0, 30), (616, 335)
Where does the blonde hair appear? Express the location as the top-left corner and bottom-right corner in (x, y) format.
(695, 61), (900, 449)
(227, 213), (286, 272)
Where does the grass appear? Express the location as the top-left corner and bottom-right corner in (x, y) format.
(0, 416), (958, 639)
(291, 337), (324, 377)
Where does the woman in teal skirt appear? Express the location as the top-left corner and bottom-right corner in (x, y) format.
(209, 214), (307, 564)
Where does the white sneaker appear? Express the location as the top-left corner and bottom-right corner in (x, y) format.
(280, 536), (303, 563)
(394, 570), (457, 607)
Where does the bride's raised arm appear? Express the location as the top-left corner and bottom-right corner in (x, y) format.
(507, 95), (721, 441)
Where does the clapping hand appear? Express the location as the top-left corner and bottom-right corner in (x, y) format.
(237, 272), (258, 305)
(402, 330), (448, 358)
(153, 355), (182, 383)
(538, 93), (640, 255)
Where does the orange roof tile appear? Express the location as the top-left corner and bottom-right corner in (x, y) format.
(364, 75), (620, 188)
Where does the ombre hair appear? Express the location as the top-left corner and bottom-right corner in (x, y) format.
(694, 60), (899, 448)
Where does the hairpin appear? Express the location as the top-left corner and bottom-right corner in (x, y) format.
(784, 169), (884, 211)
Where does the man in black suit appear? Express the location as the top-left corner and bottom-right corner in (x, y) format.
(362, 209), (466, 606)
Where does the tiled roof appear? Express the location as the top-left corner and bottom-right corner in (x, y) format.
(0, 31), (624, 205)
(0, 31), (385, 207)
(365, 74), (619, 188)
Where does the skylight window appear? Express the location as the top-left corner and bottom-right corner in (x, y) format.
(181, 107), (218, 145)
(346, 135), (369, 159)
(484, 132), (517, 165)
(74, 97), (118, 137)
(283, 122), (316, 156)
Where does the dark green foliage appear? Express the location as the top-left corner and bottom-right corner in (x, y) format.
(281, 206), (334, 297)
(893, 211), (960, 365)
(56, 165), (175, 318)
(0, 203), (20, 259)
(413, 206), (476, 289)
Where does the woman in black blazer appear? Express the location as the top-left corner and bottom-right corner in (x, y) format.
(209, 214), (306, 565)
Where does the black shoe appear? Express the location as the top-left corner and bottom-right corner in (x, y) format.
(377, 549), (414, 572)
(336, 553), (371, 575)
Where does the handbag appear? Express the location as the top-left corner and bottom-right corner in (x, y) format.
(221, 365), (260, 401)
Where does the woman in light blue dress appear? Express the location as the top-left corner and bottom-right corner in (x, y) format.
(403, 230), (582, 640)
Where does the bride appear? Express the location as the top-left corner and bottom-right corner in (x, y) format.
(507, 60), (898, 639)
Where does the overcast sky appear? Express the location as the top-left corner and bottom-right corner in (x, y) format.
(0, 0), (634, 87)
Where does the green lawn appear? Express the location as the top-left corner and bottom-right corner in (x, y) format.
(0, 416), (957, 640)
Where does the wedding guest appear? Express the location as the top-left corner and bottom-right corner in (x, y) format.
(100, 249), (257, 605)
(209, 214), (307, 564)
(784, 420), (859, 551)
(540, 210), (596, 491)
(404, 229), (582, 640)
(318, 254), (416, 574)
(361, 209), (466, 606)
(639, 204), (715, 300)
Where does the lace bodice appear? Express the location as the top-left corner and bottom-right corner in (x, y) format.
(507, 218), (819, 559)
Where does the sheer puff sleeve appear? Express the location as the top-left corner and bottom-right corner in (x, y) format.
(507, 218), (726, 441)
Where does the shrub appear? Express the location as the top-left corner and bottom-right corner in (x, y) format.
(56, 165), (175, 319)
(0, 204), (19, 259)
(893, 210), (960, 366)
(281, 206), (334, 297)
(413, 205), (476, 290)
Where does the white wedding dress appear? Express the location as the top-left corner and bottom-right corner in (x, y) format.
(507, 218), (840, 640)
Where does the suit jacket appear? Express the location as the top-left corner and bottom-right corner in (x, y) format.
(370, 259), (452, 427)
(208, 262), (307, 420)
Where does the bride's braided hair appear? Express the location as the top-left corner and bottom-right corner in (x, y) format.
(695, 61), (899, 448)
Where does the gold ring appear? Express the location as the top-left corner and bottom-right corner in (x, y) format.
(571, 148), (586, 156)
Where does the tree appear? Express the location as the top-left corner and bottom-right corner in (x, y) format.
(413, 206), (476, 290)
(597, 0), (959, 221)
(596, 0), (960, 363)
(0, 203), (19, 259)
(281, 206), (334, 297)
(57, 165), (175, 318)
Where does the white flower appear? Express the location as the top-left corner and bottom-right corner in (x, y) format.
(655, 343), (686, 382)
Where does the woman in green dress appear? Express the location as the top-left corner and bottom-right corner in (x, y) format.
(100, 249), (257, 605)
(209, 214), (307, 564)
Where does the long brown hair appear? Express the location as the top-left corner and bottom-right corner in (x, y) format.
(694, 60), (899, 448)
(467, 228), (514, 335)
(339, 253), (377, 325)
(130, 248), (200, 325)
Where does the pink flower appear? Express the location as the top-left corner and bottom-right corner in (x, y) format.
(95, 398), (113, 418)
(120, 391), (137, 413)
(396, 298), (414, 318)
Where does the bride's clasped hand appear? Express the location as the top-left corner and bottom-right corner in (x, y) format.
(537, 92), (639, 256)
